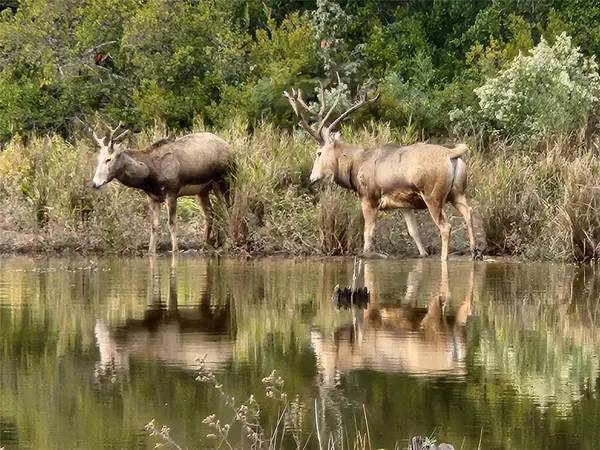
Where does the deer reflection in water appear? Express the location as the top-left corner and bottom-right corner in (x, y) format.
(94, 256), (234, 381)
(311, 259), (477, 387)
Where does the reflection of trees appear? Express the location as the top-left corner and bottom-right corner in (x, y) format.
(473, 264), (600, 414)
(1, 256), (600, 450)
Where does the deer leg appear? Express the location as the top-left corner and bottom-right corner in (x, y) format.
(451, 193), (477, 259)
(361, 201), (378, 254)
(400, 209), (428, 257)
(148, 198), (160, 255)
(195, 191), (214, 247)
(166, 195), (179, 254)
(216, 176), (232, 209)
(424, 198), (452, 261)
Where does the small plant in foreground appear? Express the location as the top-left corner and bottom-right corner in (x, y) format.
(145, 355), (463, 450)
(146, 355), (309, 450)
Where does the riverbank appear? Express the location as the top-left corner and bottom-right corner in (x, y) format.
(1, 121), (599, 263)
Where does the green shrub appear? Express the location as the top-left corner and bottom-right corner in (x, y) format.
(456, 33), (600, 145)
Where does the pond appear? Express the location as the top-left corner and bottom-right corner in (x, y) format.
(0, 255), (599, 450)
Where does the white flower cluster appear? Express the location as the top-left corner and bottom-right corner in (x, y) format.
(469, 33), (600, 143)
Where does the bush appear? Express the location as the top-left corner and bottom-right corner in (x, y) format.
(461, 33), (600, 145)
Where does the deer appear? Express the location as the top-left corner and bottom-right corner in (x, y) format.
(87, 122), (235, 255)
(283, 76), (478, 261)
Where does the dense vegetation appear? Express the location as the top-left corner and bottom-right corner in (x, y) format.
(1, 0), (600, 261)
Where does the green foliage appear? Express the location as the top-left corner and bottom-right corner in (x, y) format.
(121, 0), (246, 129)
(379, 57), (447, 137)
(462, 33), (600, 144)
(1, 0), (600, 141)
(311, 0), (362, 79)
(362, 13), (433, 80)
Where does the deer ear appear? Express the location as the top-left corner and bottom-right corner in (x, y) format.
(111, 142), (125, 154)
(323, 128), (340, 144)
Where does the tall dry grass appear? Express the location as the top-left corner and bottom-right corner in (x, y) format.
(470, 137), (600, 262)
(1, 120), (600, 262)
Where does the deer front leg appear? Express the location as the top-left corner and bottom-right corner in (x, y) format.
(400, 208), (428, 257)
(148, 197), (160, 255)
(166, 194), (179, 254)
(361, 201), (378, 254)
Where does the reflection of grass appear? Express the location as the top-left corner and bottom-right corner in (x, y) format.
(473, 276), (600, 414)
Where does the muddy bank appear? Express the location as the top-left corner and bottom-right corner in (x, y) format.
(0, 206), (485, 259)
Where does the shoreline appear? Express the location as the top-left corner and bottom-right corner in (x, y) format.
(0, 240), (529, 265)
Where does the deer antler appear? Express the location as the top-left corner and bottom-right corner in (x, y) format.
(325, 81), (380, 133)
(283, 88), (325, 143)
(283, 73), (379, 141)
(106, 121), (130, 144)
(76, 116), (106, 148)
(91, 123), (105, 147)
(283, 73), (344, 143)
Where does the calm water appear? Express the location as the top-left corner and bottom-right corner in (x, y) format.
(0, 255), (599, 450)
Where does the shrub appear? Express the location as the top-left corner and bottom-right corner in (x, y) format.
(466, 33), (600, 145)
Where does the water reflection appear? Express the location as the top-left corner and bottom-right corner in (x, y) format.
(311, 260), (476, 386)
(475, 262), (600, 416)
(0, 256), (599, 450)
(94, 256), (234, 382)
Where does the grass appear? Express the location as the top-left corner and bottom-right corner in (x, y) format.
(1, 119), (600, 262)
(145, 358), (458, 450)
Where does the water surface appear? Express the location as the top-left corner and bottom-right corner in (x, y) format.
(1, 255), (599, 449)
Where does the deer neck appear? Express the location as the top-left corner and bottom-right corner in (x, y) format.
(116, 152), (151, 189)
(334, 144), (362, 191)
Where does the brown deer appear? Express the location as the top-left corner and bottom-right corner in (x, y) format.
(88, 122), (235, 254)
(283, 76), (477, 260)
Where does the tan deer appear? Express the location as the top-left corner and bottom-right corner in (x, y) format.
(283, 76), (477, 260)
(88, 122), (235, 254)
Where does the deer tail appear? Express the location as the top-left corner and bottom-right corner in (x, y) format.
(447, 143), (468, 159)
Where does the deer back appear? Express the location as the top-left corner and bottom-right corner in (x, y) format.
(356, 143), (466, 198)
(141, 132), (234, 186)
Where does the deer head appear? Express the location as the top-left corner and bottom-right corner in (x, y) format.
(283, 74), (380, 184)
(88, 121), (130, 188)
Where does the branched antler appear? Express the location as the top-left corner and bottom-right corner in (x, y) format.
(106, 121), (130, 144)
(282, 88), (325, 143)
(283, 73), (379, 142)
(77, 117), (130, 149)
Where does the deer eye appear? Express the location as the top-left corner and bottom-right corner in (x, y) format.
(105, 158), (112, 163)
(317, 151), (322, 157)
